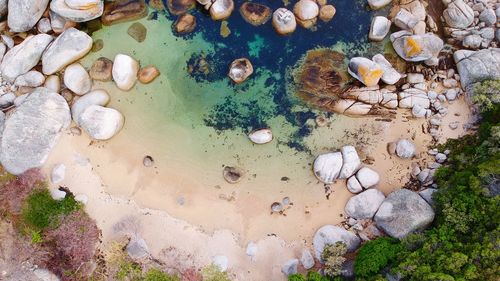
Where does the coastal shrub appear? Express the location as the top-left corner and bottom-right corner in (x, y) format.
(201, 264), (232, 281)
(0, 168), (44, 215)
(354, 237), (401, 278)
(472, 79), (500, 110)
(21, 188), (80, 232)
(44, 210), (100, 279)
(385, 104), (500, 280)
(288, 274), (306, 281)
(321, 242), (347, 277)
(143, 268), (180, 281)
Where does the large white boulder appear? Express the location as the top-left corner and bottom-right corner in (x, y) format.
(339, 146), (361, 179)
(71, 89), (110, 123)
(369, 16), (391, 42)
(348, 57), (384, 87)
(355, 167), (380, 189)
(78, 105), (124, 140)
(209, 0), (234, 20)
(390, 31), (443, 62)
(345, 189), (385, 219)
(0, 88), (71, 175)
(374, 189), (435, 239)
(8, 0), (50, 32)
(50, 0), (104, 22)
(0, 34), (53, 82)
(65, 0), (101, 10)
(372, 54), (401, 85)
(443, 0), (474, 28)
(454, 48), (500, 90)
(395, 139), (416, 159)
(272, 8), (297, 35)
(313, 152), (343, 184)
(313, 225), (360, 260)
(64, 63), (92, 95)
(42, 28), (93, 75)
(112, 54), (139, 91)
(293, 0), (319, 21)
(14, 71), (46, 88)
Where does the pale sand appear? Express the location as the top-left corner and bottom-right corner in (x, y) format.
(42, 87), (472, 280)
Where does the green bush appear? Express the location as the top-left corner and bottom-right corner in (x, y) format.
(21, 188), (80, 231)
(307, 271), (330, 281)
(472, 79), (500, 110)
(354, 237), (401, 278)
(143, 268), (179, 281)
(288, 273), (306, 281)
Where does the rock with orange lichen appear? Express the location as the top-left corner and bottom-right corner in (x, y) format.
(138, 66), (160, 84)
(390, 31), (443, 62)
(347, 57), (384, 87)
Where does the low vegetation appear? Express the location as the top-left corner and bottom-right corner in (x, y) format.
(0, 168), (100, 281)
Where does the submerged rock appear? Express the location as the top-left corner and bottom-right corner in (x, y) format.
(223, 166), (244, 183)
(248, 128), (273, 144)
(64, 63), (92, 95)
(8, 0), (49, 32)
(0, 34), (53, 82)
(313, 225), (360, 259)
(174, 13), (197, 34)
(42, 28), (93, 75)
(112, 54), (139, 91)
(127, 22), (147, 42)
(374, 189), (435, 239)
(345, 189), (385, 219)
(319, 5), (336, 22)
(228, 58), (253, 83)
(1, 89), (71, 175)
(313, 152), (343, 184)
(348, 57), (384, 87)
(210, 0), (234, 20)
(78, 105), (125, 140)
(90, 57), (113, 81)
(138, 66), (160, 84)
(50, 0), (104, 22)
(102, 0), (148, 25)
(167, 0), (196, 15)
(272, 8), (297, 35)
(293, 0), (319, 21)
(240, 2), (272, 26)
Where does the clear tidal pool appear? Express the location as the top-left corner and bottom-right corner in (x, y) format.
(77, 1), (394, 239)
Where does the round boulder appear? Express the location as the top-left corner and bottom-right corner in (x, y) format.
(138, 66), (160, 84)
(210, 0), (234, 20)
(112, 54), (139, 91)
(313, 152), (343, 184)
(345, 189), (385, 219)
(78, 105), (124, 140)
(395, 139), (416, 159)
(228, 58), (253, 83)
(319, 5), (336, 22)
(272, 8), (297, 35)
(312, 225), (360, 260)
(90, 57), (113, 82)
(355, 167), (380, 189)
(174, 13), (197, 34)
(248, 128), (273, 144)
(293, 0), (319, 21)
(374, 189), (435, 239)
(64, 63), (92, 95)
(240, 2), (272, 26)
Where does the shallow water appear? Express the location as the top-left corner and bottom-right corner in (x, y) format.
(78, 1), (393, 239)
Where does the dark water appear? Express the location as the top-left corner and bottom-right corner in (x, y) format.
(147, 0), (376, 150)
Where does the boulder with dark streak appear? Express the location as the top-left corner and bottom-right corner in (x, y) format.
(102, 0), (148, 25)
(240, 2), (272, 26)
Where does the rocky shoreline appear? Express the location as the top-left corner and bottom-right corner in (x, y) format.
(0, 0), (498, 280)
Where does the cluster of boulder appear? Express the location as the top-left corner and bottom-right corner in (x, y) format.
(0, 1), (160, 175)
(164, 0), (337, 36)
(279, 143), (436, 277)
(443, 0), (498, 50)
